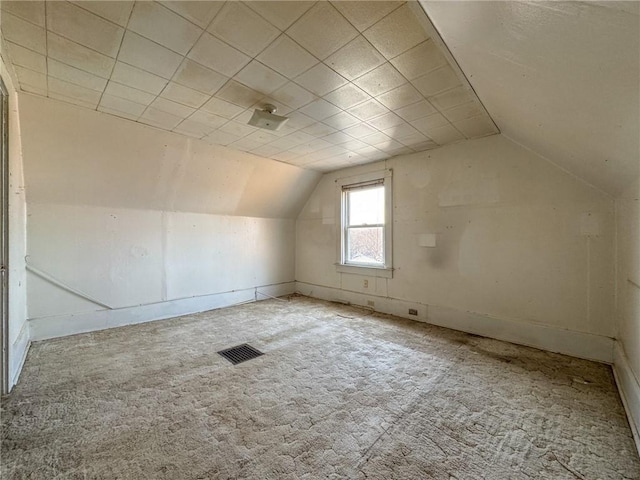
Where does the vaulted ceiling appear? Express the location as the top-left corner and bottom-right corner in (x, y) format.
(422, 1), (639, 195)
(0, 0), (498, 172)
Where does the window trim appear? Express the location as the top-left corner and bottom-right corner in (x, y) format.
(335, 169), (393, 278)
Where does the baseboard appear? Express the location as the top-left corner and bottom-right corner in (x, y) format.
(29, 282), (296, 341)
(613, 341), (640, 454)
(295, 282), (614, 364)
(9, 320), (30, 389)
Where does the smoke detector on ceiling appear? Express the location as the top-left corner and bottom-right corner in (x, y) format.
(248, 104), (289, 131)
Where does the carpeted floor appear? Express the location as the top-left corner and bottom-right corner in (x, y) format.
(2, 295), (639, 479)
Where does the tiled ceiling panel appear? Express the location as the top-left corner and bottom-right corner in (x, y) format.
(0, 0), (499, 172)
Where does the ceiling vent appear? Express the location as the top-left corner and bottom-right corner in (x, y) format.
(248, 104), (289, 131)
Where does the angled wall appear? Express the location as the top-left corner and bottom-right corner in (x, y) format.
(296, 135), (616, 362)
(18, 94), (321, 340)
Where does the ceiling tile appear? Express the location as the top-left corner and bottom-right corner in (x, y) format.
(361, 131), (392, 146)
(204, 130), (242, 146)
(383, 122), (420, 140)
(14, 66), (47, 90)
(150, 97), (195, 118)
(390, 39), (447, 80)
(424, 124), (464, 145)
(244, 130), (280, 144)
(353, 62), (405, 97)
(48, 90), (99, 110)
(257, 34), (319, 79)
(412, 65), (461, 97)
(99, 94), (147, 118)
(208, 2), (280, 57)
(342, 138), (369, 151)
(119, 31), (183, 79)
(375, 138), (405, 152)
(235, 60), (288, 94)
(363, 4), (428, 59)
(286, 111), (316, 130)
(298, 98), (342, 121)
(71, 1), (133, 27)
(48, 77), (102, 105)
(5, 42), (46, 73)
(244, 1), (315, 31)
(323, 131), (354, 145)
(302, 122), (337, 138)
(250, 144), (285, 157)
(200, 97), (245, 119)
(324, 83), (370, 110)
(216, 80), (264, 108)
(105, 81), (156, 105)
(331, 1), (402, 32)
(139, 107), (183, 130)
(453, 114), (498, 138)
(173, 119), (213, 139)
(295, 63), (348, 96)
(441, 101), (485, 123)
(128, 1), (202, 55)
(429, 85), (475, 111)
(348, 99), (388, 121)
(111, 62), (168, 95)
(230, 136), (264, 152)
(270, 82), (316, 110)
(98, 108), (140, 123)
(395, 99), (437, 121)
(48, 32), (114, 78)
(160, 1), (223, 29)
(160, 82), (210, 109)
(322, 111), (360, 130)
(188, 33), (251, 77)
(367, 112), (405, 130)
(188, 110), (228, 129)
(48, 59), (107, 92)
(377, 83), (422, 110)
(397, 131), (429, 147)
(410, 113), (450, 134)
(47, 2), (124, 58)
(286, 2), (358, 60)
(324, 35), (385, 81)
(1, 1), (45, 27)
(172, 59), (228, 95)
(219, 121), (256, 138)
(344, 123), (377, 139)
(2, 12), (46, 54)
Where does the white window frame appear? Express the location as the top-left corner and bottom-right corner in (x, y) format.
(336, 169), (393, 278)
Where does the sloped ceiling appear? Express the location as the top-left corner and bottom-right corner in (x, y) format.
(421, 1), (640, 195)
(0, 0), (498, 173)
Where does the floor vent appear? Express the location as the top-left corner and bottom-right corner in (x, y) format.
(218, 344), (264, 365)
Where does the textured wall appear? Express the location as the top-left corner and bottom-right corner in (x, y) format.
(297, 135), (615, 337)
(18, 94), (320, 332)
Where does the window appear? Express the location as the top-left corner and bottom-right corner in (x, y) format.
(336, 170), (392, 278)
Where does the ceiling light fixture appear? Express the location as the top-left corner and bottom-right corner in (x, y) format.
(247, 104), (289, 131)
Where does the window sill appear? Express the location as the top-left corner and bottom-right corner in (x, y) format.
(336, 263), (393, 278)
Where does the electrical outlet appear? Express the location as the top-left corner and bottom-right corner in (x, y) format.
(363, 279), (368, 288)
(367, 300), (375, 307)
(408, 309), (418, 316)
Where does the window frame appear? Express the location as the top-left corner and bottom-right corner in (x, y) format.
(335, 169), (393, 278)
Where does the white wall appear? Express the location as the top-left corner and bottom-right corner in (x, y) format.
(297, 135), (616, 362)
(18, 94), (320, 340)
(614, 176), (640, 447)
(1, 40), (29, 390)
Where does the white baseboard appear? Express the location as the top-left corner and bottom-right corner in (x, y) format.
(295, 282), (614, 364)
(29, 282), (296, 341)
(9, 320), (30, 389)
(613, 341), (640, 454)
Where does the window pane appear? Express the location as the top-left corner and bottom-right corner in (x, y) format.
(347, 227), (384, 265)
(348, 186), (384, 226)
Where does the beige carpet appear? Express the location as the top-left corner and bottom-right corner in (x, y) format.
(2, 295), (639, 479)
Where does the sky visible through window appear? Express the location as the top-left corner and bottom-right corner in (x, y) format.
(346, 186), (385, 265)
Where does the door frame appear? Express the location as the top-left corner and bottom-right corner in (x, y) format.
(1, 76), (9, 394)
